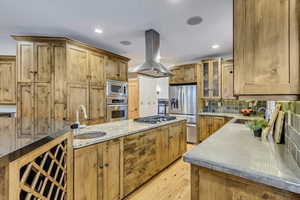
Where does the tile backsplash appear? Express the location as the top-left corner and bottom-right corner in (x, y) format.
(286, 112), (300, 167)
(202, 99), (267, 116)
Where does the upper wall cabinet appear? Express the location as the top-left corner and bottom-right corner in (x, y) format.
(169, 64), (197, 84)
(0, 56), (16, 104)
(200, 58), (222, 99)
(222, 59), (236, 100)
(106, 57), (128, 82)
(234, 0), (300, 98)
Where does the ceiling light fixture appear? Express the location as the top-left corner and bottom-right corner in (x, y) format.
(94, 28), (103, 34)
(187, 16), (203, 26)
(120, 41), (132, 46)
(212, 44), (220, 49)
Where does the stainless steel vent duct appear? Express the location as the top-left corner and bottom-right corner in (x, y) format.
(133, 29), (173, 78)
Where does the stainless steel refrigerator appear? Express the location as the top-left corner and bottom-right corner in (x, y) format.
(169, 85), (197, 143)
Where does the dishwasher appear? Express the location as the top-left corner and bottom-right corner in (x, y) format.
(187, 123), (197, 144)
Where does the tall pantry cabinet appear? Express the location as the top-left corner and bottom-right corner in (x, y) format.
(13, 36), (130, 136)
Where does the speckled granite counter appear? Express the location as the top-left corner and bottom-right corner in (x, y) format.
(0, 117), (70, 163)
(183, 116), (300, 194)
(74, 117), (186, 149)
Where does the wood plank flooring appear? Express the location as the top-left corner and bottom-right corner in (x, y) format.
(124, 145), (195, 200)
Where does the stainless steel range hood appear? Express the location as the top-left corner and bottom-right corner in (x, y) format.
(133, 29), (173, 78)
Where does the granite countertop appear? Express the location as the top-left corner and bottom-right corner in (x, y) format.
(0, 117), (70, 163)
(74, 117), (186, 149)
(183, 116), (300, 194)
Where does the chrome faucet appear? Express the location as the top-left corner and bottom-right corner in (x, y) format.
(74, 105), (88, 134)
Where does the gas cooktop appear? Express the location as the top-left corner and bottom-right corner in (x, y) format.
(134, 115), (176, 124)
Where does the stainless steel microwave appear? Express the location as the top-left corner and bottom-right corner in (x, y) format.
(106, 80), (128, 97)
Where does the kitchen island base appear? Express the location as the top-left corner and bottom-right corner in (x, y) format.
(191, 165), (300, 200)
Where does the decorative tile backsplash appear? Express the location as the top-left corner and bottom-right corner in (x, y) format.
(285, 112), (300, 167)
(202, 99), (267, 116)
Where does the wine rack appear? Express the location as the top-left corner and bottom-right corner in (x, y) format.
(9, 133), (73, 200)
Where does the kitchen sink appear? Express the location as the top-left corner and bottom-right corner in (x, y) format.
(74, 131), (106, 140)
(232, 119), (251, 124)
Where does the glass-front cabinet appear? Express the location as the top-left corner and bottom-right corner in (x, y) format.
(201, 58), (222, 99)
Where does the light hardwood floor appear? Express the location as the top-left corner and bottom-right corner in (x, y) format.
(125, 145), (195, 200)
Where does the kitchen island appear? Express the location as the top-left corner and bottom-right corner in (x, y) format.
(73, 117), (187, 200)
(184, 115), (300, 199)
(0, 117), (73, 200)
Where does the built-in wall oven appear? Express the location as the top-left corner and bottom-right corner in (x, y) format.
(106, 80), (128, 122)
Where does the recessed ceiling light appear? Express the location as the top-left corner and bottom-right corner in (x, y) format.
(187, 16), (203, 26)
(120, 41), (132, 46)
(94, 28), (103, 34)
(212, 44), (220, 49)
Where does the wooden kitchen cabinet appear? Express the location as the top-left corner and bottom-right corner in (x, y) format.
(0, 56), (16, 104)
(191, 166), (300, 200)
(168, 123), (182, 163)
(67, 83), (89, 122)
(169, 64), (197, 84)
(74, 144), (99, 200)
(17, 82), (52, 137)
(198, 116), (227, 141)
(222, 59), (236, 99)
(128, 78), (139, 119)
(74, 138), (122, 200)
(67, 45), (89, 84)
(13, 35), (129, 126)
(106, 57), (128, 81)
(234, 0), (300, 97)
(17, 42), (52, 83)
(34, 83), (52, 136)
(200, 58), (222, 99)
(89, 52), (106, 86)
(89, 84), (105, 124)
(123, 121), (187, 196)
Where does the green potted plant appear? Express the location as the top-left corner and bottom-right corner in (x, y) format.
(246, 119), (269, 137)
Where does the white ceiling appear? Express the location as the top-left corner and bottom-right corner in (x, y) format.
(0, 0), (233, 68)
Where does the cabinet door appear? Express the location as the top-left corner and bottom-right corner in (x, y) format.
(35, 83), (52, 136)
(156, 126), (169, 170)
(234, 0), (297, 95)
(168, 123), (181, 163)
(89, 52), (105, 85)
(202, 62), (210, 98)
(67, 45), (89, 83)
(17, 83), (34, 136)
(222, 61), (235, 99)
(128, 78), (139, 119)
(74, 145), (99, 200)
(118, 60), (128, 81)
(17, 42), (34, 82)
(34, 42), (52, 82)
(123, 131), (144, 196)
(0, 59), (16, 104)
(89, 84), (105, 124)
(179, 122), (187, 155)
(103, 139), (121, 200)
(199, 116), (211, 141)
(67, 83), (89, 122)
(211, 60), (221, 98)
(211, 117), (225, 134)
(184, 65), (197, 83)
(106, 57), (119, 80)
(170, 68), (184, 84)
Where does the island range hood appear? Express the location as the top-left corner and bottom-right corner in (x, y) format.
(133, 29), (173, 78)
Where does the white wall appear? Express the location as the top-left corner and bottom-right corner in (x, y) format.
(156, 77), (169, 99)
